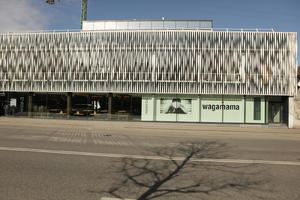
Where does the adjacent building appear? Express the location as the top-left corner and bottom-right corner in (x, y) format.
(0, 20), (298, 127)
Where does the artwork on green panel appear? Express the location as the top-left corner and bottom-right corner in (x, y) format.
(160, 98), (192, 114)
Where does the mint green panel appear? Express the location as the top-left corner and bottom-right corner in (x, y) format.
(156, 97), (177, 122)
(200, 96), (223, 122)
(141, 96), (155, 121)
(223, 96), (244, 123)
(176, 98), (199, 122)
(245, 96), (265, 123)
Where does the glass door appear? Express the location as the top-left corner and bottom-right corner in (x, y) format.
(269, 102), (283, 123)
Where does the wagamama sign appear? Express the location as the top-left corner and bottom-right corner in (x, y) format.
(202, 104), (240, 111)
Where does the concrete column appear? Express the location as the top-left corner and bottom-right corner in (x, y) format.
(288, 96), (295, 128)
(108, 93), (112, 120)
(67, 93), (72, 117)
(28, 93), (33, 117)
(130, 96), (133, 113)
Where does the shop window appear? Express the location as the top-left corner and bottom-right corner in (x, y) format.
(253, 97), (261, 120)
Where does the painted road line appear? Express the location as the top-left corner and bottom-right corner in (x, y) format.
(0, 146), (300, 166)
(101, 198), (135, 200)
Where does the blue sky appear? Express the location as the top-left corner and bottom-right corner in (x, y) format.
(0, 0), (299, 63)
(43, 0), (299, 32)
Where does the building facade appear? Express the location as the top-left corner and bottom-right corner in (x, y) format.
(0, 20), (297, 126)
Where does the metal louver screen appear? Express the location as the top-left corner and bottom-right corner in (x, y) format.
(0, 30), (297, 95)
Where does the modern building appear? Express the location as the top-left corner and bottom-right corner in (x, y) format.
(0, 20), (298, 127)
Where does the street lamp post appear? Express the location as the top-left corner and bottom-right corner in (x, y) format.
(46, 0), (88, 29)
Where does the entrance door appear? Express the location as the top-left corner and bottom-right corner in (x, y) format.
(269, 103), (283, 123)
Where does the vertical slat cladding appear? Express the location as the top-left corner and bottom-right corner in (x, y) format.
(0, 30), (296, 96)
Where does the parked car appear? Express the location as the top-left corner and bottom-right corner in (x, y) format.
(72, 104), (94, 116)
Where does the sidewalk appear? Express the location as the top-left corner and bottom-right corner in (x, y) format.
(0, 117), (299, 137)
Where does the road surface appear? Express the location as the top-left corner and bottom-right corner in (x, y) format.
(0, 117), (299, 200)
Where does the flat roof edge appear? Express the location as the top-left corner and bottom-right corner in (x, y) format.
(0, 29), (297, 35)
(82, 19), (214, 22)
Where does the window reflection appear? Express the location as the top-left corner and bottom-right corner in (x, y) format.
(152, 21), (163, 29)
(94, 22), (104, 30)
(188, 21), (200, 29)
(105, 21), (116, 30)
(175, 21), (188, 29)
(163, 21), (176, 29)
(128, 21), (140, 29)
(139, 22), (152, 29)
(116, 22), (128, 30)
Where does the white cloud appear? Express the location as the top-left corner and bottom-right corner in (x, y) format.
(0, 0), (49, 32)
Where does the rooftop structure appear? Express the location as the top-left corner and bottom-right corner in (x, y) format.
(82, 19), (213, 31)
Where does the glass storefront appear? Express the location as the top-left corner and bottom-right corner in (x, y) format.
(0, 93), (141, 121)
(0, 92), (289, 125)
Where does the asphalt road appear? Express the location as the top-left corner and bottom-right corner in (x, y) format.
(0, 117), (300, 200)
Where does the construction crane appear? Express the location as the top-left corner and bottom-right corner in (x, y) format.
(46, 0), (88, 29)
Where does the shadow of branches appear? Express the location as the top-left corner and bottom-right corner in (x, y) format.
(99, 141), (269, 200)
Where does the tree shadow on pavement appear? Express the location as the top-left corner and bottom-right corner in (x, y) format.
(91, 141), (271, 200)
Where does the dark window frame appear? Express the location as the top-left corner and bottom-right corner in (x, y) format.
(254, 97), (261, 120)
